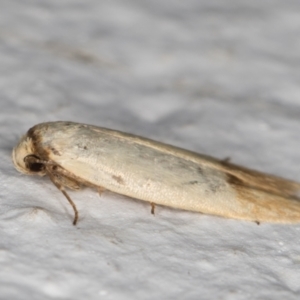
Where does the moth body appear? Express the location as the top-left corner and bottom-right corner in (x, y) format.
(12, 121), (300, 225)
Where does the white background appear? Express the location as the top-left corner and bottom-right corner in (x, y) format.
(1, 1), (300, 299)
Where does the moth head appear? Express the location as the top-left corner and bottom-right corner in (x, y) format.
(12, 135), (46, 176)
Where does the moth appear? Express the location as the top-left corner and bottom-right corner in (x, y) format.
(12, 121), (300, 225)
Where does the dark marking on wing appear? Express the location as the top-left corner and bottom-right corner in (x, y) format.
(189, 180), (199, 185)
(197, 167), (203, 175)
(182, 180), (199, 185)
(75, 143), (88, 151)
(226, 173), (244, 186)
(51, 147), (61, 156)
(112, 175), (125, 185)
(208, 182), (220, 193)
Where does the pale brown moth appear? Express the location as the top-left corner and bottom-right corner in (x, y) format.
(12, 121), (300, 225)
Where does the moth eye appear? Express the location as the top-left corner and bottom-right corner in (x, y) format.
(29, 162), (44, 172)
(24, 155), (45, 173)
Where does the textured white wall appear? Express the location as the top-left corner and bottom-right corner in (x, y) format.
(1, 1), (300, 299)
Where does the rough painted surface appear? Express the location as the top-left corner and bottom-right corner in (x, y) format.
(1, 1), (300, 299)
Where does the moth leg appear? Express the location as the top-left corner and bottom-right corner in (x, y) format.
(222, 157), (231, 163)
(50, 166), (82, 190)
(46, 166), (79, 225)
(98, 186), (106, 196)
(150, 202), (155, 215)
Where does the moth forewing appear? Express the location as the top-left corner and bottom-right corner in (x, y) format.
(12, 121), (300, 225)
